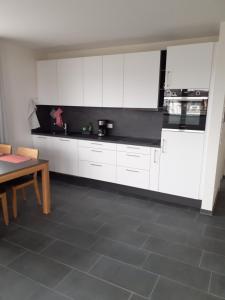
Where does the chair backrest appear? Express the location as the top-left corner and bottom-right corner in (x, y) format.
(0, 144), (12, 154)
(16, 147), (39, 159)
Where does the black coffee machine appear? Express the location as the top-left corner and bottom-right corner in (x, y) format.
(98, 120), (108, 137)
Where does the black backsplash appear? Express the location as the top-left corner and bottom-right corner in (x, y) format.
(34, 105), (163, 140)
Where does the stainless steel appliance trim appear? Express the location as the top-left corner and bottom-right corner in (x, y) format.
(162, 128), (205, 133)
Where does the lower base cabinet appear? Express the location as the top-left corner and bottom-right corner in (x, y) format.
(116, 166), (149, 189)
(78, 160), (116, 183)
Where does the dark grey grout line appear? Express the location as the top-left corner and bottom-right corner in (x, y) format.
(208, 272), (213, 293)
(148, 275), (160, 299)
(39, 238), (58, 254)
(86, 255), (103, 273)
(198, 249), (205, 268)
(127, 293), (134, 300)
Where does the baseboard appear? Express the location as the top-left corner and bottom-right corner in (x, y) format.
(200, 209), (213, 216)
(50, 172), (202, 209)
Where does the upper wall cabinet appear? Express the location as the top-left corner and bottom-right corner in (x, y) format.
(57, 58), (83, 106)
(37, 60), (58, 105)
(83, 56), (103, 107)
(165, 43), (214, 89)
(102, 54), (124, 107)
(123, 51), (160, 108)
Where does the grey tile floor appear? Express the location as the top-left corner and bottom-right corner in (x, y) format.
(1, 177), (225, 299)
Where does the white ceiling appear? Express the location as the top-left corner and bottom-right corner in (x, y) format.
(0, 0), (225, 50)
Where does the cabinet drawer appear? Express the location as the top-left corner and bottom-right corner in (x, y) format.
(78, 161), (116, 183)
(78, 147), (116, 165)
(116, 166), (149, 189)
(117, 144), (150, 155)
(78, 140), (116, 150)
(117, 151), (150, 170)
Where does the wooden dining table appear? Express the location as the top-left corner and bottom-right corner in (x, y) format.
(0, 159), (51, 214)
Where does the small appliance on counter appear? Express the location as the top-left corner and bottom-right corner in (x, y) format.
(98, 120), (108, 137)
(163, 89), (208, 131)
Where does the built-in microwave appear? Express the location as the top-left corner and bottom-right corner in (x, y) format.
(163, 89), (208, 131)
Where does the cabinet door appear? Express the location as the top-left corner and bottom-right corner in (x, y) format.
(37, 60), (58, 105)
(57, 58), (83, 106)
(53, 138), (77, 175)
(83, 56), (102, 107)
(32, 135), (55, 171)
(165, 43), (214, 89)
(123, 51), (160, 108)
(117, 166), (149, 189)
(103, 54), (123, 107)
(79, 161), (116, 183)
(159, 130), (204, 199)
(149, 147), (160, 191)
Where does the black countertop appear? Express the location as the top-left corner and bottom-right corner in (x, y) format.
(31, 132), (161, 148)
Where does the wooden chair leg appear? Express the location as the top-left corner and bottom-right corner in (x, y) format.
(1, 194), (9, 225)
(12, 188), (18, 219)
(34, 178), (41, 206)
(21, 188), (26, 201)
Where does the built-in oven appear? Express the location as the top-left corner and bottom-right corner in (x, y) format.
(163, 89), (208, 131)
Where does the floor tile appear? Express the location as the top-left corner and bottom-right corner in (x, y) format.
(42, 240), (100, 271)
(56, 269), (130, 300)
(91, 237), (148, 266)
(196, 214), (225, 229)
(4, 226), (54, 252)
(0, 265), (41, 300)
(204, 225), (225, 242)
(130, 295), (147, 300)
(27, 286), (71, 300)
(151, 277), (220, 300)
(143, 253), (210, 291)
(0, 240), (25, 265)
(156, 214), (205, 234)
(94, 212), (141, 230)
(200, 251), (225, 275)
(210, 273), (225, 298)
(90, 256), (158, 297)
(144, 236), (202, 266)
(9, 252), (71, 288)
(96, 224), (148, 247)
(137, 221), (187, 244)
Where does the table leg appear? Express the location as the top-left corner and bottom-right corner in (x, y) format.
(41, 163), (51, 214)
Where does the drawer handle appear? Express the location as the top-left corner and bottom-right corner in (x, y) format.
(91, 149), (103, 153)
(154, 149), (157, 163)
(60, 139), (70, 142)
(90, 163), (102, 167)
(126, 154), (140, 158)
(127, 146), (140, 150)
(36, 136), (46, 139)
(91, 142), (103, 146)
(126, 169), (139, 173)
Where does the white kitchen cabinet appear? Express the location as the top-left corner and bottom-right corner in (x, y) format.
(165, 43), (214, 89)
(37, 60), (58, 105)
(117, 151), (150, 170)
(117, 166), (149, 189)
(159, 130), (204, 199)
(149, 147), (160, 191)
(53, 138), (78, 175)
(123, 51), (160, 108)
(83, 56), (102, 107)
(32, 135), (55, 171)
(79, 161), (116, 183)
(79, 147), (116, 165)
(103, 54), (124, 107)
(57, 58), (83, 106)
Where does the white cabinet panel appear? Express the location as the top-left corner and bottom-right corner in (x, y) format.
(117, 151), (150, 170)
(103, 54), (124, 107)
(159, 130), (204, 199)
(117, 144), (150, 155)
(32, 135), (55, 171)
(79, 161), (116, 183)
(165, 43), (214, 89)
(117, 166), (149, 189)
(150, 147), (160, 191)
(53, 138), (78, 175)
(78, 140), (116, 151)
(37, 60), (58, 105)
(83, 56), (102, 107)
(123, 51), (160, 108)
(79, 147), (116, 165)
(57, 58), (83, 106)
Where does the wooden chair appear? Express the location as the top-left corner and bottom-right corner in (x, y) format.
(0, 190), (9, 225)
(0, 144), (12, 154)
(12, 147), (41, 218)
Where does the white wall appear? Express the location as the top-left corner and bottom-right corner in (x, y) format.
(200, 22), (225, 211)
(0, 40), (37, 148)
